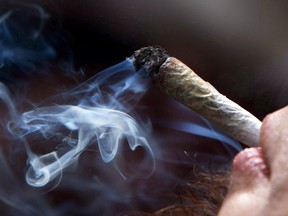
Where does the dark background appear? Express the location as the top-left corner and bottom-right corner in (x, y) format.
(1, 1), (287, 215)
(3, 0), (288, 119)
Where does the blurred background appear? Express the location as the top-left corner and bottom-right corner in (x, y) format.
(2, 0), (288, 118)
(1, 0), (286, 118)
(1, 0), (288, 215)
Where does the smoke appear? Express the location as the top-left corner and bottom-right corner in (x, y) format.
(0, 3), (242, 216)
(0, 2), (76, 88)
(9, 59), (154, 188)
(0, 4), (51, 68)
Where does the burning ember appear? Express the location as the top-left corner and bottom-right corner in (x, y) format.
(0, 3), (242, 216)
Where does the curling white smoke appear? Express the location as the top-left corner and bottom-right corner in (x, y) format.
(3, 58), (154, 187)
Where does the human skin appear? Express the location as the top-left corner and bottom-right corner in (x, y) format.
(218, 106), (288, 216)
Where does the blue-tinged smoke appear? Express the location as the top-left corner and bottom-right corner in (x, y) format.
(0, 150), (57, 216)
(5, 58), (154, 188)
(0, 4), (243, 216)
(0, 3), (76, 85)
(0, 5), (52, 74)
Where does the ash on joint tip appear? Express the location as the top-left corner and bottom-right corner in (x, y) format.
(132, 46), (169, 77)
